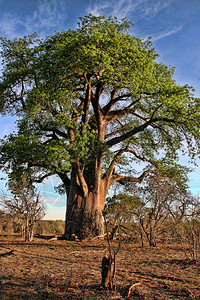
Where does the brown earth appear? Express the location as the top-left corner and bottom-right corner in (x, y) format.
(0, 235), (199, 299)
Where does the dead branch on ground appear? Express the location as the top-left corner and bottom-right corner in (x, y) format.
(126, 279), (146, 298)
(0, 250), (15, 257)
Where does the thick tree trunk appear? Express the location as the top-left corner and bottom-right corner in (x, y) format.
(64, 190), (105, 240)
(64, 205), (104, 240)
(63, 166), (107, 240)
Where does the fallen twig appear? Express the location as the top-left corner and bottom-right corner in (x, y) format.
(90, 233), (107, 241)
(49, 237), (58, 241)
(0, 250), (15, 257)
(126, 279), (146, 299)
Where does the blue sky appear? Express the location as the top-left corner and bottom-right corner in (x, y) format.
(0, 0), (199, 219)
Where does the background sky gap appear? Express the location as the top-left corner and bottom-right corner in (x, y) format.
(0, 0), (199, 220)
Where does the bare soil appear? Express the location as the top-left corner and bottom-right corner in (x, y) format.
(0, 235), (199, 299)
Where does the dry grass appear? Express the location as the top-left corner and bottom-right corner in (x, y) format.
(0, 235), (200, 299)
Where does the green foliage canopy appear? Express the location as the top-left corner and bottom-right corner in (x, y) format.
(0, 15), (199, 186)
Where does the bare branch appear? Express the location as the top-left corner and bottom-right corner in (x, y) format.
(81, 82), (92, 127)
(40, 127), (68, 139)
(106, 117), (176, 148)
(103, 147), (128, 190)
(32, 172), (53, 183)
(105, 129), (122, 140)
(106, 119), (153, 148)
(102, 92), (132, 115)
(116, 118), (125, 127)
(102, 93), (145, 116)
(126, 149), (159, 168)
(76, 165), (88, 197)
(127, 279), (146, 298)
(112, 169), (157, 185)
(105, 106), (138, 123)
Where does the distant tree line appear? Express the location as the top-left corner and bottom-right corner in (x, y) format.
(35, 220), (65, 236)
(0, 215), (65, 237)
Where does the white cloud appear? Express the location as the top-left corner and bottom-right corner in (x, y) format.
(142, 0), (171, 18)
(0, 13), (22, 38)
(150, 25), (183, 42)
(88, 0), (181, 42)
(0, 0), (67, 38)
(88, 0), (137, 19)
(88, 0), (141, 19)
(23, 0), (67, 33)
(112, 0), (141, 20)
(88, 1), (111, 16)
(88, 0), (172, 19)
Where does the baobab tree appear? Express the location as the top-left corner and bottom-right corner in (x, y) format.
(0, 15), (199, 239)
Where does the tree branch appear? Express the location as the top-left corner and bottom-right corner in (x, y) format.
(106, 117), (176, 148)
(91, 81), (105, 140)
(106, 119), (153, 148)
(103, 147), (128, 190)
(32, 172), (53, 183)
(10, 86), (25, 109)
(112, 169), (157, 185)
(102, 93), (144, 116)
(43, 132), (59, 145)
(28, 161), (47, 168)
(56, 172), (71, 188)
(76, 165), (89, 197)
(125, 149), (158, 168)
(40, 127), (68, 139)
(102, 92), (133, 115)
(105, 129), (122, 140)
(105, 106), (139, 124)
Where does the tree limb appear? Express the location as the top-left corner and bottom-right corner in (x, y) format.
(91, 81), (105, 140)
(106, 119), (153, 147)
(103, 147), (128, 190)
(102, 91), (132, 115)
(105, 106), (139, 123)
(106, 117), (176, 148)
(32, 172), (53, 183)
(76, 165), (89, 197)
(105, 129), (122, 140)
(125, 149), (159, 168)
(112, 169), (157, 185)
(40, 127), (68, 139)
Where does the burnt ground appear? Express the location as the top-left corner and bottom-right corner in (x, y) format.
(0, 235), (199, 299)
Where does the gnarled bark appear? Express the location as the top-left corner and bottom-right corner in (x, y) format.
(63, 189), (106, 240)
(64, 205), (104, 240)
(63, 163), (107, 240)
